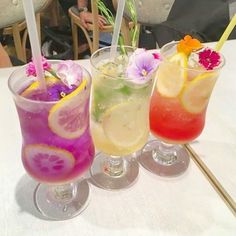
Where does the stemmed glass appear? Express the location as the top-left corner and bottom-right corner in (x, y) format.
(139, 41), (225, 176)
(8, 61), (94, 220)
(89, 46), (157, 190)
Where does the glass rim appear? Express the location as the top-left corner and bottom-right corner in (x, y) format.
(160, 41), (226, 72)
(8, 60), (91, 105)
(90, 45), (148, 82)
(90, 45), (135, 68)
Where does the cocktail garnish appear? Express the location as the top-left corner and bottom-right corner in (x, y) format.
(152, 52), (160, 59)
(198, 48), (221, 70)
(25, 58), (83, 92)
(157, 52), (187, 98)
(56, 60), (83, 88)
(180, 72), (217, 113)
(47, 82), (76, 101)
(26, 57), (50, 76)
(177, 35), (202, 56)
(48, 79), (87, 139)
(126, 49), (160, 84)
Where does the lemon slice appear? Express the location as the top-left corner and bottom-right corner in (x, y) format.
(23, 144), (75, 182)
(156, 52), (187, 97)
(102, 100), (148, 148)
(48, 79), (88, 139)
(21, 76), (58, 97)
(180, 72), (217, 113)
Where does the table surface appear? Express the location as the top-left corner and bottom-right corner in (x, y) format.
(0, 42), (236, 236)
(189, 40), (236, 204)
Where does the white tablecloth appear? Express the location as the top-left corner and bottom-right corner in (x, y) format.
(189, 40), (236, 203)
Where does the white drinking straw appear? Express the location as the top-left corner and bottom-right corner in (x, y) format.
(110, 0), (126, 58)
(22, 0), (46, 91)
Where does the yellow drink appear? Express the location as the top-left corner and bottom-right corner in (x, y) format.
(90, 48), (155, 156)
(89, 46), (158, 190)
(91, 98), (149, 156)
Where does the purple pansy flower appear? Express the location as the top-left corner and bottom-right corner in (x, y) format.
(47, 83), (76, 101)
(56, 60), (83, 88)
(26, 57), (50, 76)
(126, 49), (160, 84)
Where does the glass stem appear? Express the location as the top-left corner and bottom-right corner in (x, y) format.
(48, 182), (77, 204)
(103, 156), (124, 177)
(152, 142), (178, 165)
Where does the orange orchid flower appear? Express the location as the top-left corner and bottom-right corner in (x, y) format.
(177, 35), (202, 56)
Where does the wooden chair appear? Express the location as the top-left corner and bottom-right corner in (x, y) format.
(0, 0), (54, 62)
(69, 0), (132, 60)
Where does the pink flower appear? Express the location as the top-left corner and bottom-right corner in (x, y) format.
(126, 49), (160, 84)
(152, 52), (160, 59)
(25, 58), (83, 89)
(198, 48), (220, 70)
(26, 57), (50, 76)
(56, 60), (83, 88)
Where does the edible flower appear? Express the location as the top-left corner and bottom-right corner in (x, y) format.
(25, 57), (83, 88)
(198, 48), (221, 70)
(26, 57), (50, 76)
(56, 60), (83, 88)
(177, 35), (202, 56)
(47, 83), (76, 101)
(126, 49), (160, 84)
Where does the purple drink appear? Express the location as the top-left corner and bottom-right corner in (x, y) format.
(8, 61), (94, 219)
(17, 77), (94, 184)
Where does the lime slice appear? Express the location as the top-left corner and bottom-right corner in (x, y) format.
(180, 72), (217, 113)
(156, 52), (187, 97)
(23, 144), (75, 182)
(48, 79), (88, 139)
(102, 100), (148, 148)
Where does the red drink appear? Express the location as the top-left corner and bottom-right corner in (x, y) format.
(149, 40), (224, 144)
(139, 37), (225, 177)
(150, 88), (206, 144)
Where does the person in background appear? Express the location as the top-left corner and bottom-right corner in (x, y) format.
(0, 29), (24, 67)
(77, 0), (115, 29)
(77, 0), (106, 29)
(0, 30), (12, 68)
(58, 0), (115, 29)
(58, 0), (116, 57)
(0, 43), (12, 68)
(137, 0), (236, 49)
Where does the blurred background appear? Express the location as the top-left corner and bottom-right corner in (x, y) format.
(0, 0), (236, 66)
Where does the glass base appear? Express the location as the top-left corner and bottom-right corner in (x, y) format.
(34, 179), (90, 220)
(139, 140), (190, 177)
(89, 152), (139, 190)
